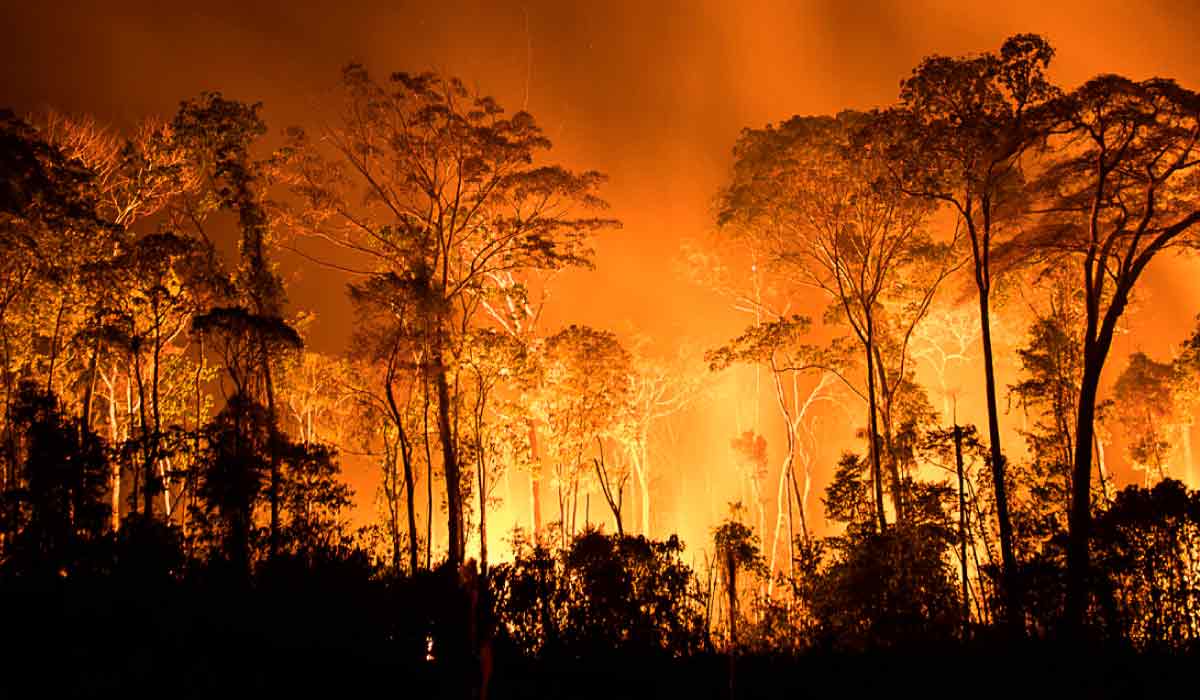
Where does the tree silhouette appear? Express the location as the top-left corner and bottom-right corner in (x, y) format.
(886, 35), (1059, 630)
(280, 66), (618, 565)
(1010, 76), (1200, 631)
(1, 382), (108, 578)
(718, 111), (958, 531)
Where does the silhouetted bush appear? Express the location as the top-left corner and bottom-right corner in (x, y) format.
(492, 529), (706, 658)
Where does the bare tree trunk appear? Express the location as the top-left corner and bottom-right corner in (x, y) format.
(44, 295), (66, 396)
(1094, 431), (1110, 504)
(768, 364), (796, 592)
(637, 438), (651, 536)
(864, 320), (887, 532)
(433, 344), (465, 565)
(80, 336), (101, 435)
(1066, 276), (1129, 635)
(527, 420), (542, 534)
(978, 292), (1022, 633)
(475, 379), (489, 574)
(1067, 355), (1104, 633)
(954, 423), (970, 639)
(1183, 421), (1196, 487)
(262, 339), (282, 560)
(478, 452), (488, 575)
(423, 375), (435, 569)
(134, 348), (153, 518)
(385, 369), (419, 575)
(873, 345), (905, 523)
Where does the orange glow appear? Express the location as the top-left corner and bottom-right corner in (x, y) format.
(5, 1), (1200, 572)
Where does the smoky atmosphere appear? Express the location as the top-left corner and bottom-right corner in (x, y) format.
(4, 1), (1200, 697)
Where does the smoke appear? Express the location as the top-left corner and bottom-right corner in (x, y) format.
(4, 0), (1200, 559)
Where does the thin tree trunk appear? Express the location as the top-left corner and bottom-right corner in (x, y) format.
(873, 345), (904, 523)
(1183, 421), (1196, 488)
(133, 349), (153, 518)
(423, 374), (434, 569)
(433, 344), (464, 565)
(106, 375), (121, 531)
(44, 295), (66, 395)
(527, 419), (542, 534)
(1094, 431), (1110, 504)
(864, 320), (887, 532)
(262, 339), (281, 560)
(385, 366), (419, 576)
(954, 423), (970, 639)
(80, 335), (101, 435)
(979, 291), (1022, 633)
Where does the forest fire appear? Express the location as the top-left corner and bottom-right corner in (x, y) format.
(3, 2), (1200, 697)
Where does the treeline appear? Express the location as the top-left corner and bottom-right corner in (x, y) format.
(2, 29), (1200, 696)
(709, 31), (1200, 643)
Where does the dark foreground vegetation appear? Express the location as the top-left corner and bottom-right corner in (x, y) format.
(3, 498), (1200, 699)
(4, 24), (1200, 699)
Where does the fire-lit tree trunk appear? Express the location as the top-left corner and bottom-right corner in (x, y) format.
(527, 420), (542, 535)
(873, 345), (905, 523)
(384, 364), (419, 576)
(422, 374), (435, 570)
(262, 342), (281, 560)
(864, 320), (887, 533)
(433, 344), (465, 566)
(954, 423), (970, 639)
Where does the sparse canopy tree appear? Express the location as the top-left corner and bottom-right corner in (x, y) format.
(346, 273), (427, 574)
(279, 65), (618, 565)
(459, 327), (527, 572)
(1113, 352), (1178, 486)
(620, 336), (705, 538)
(537, 325), (631, 548)
(706, 315), (849, 583)
(718, 110), (956, 532)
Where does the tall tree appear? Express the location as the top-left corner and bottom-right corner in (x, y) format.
(718, 111), (955, 531)
(347, 273), (426, 574)
(537, 325), (631, 548)
(887, 34), (1059, 630)
(280, 66), (617, 564)
(706, 315), (848, 584)
(174, 93), (297, 559)
(1013, 76), (1200, 631)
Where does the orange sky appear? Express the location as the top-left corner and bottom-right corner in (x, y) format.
(5, 0), (1200, 354)
(5, 0), (1200, 555)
